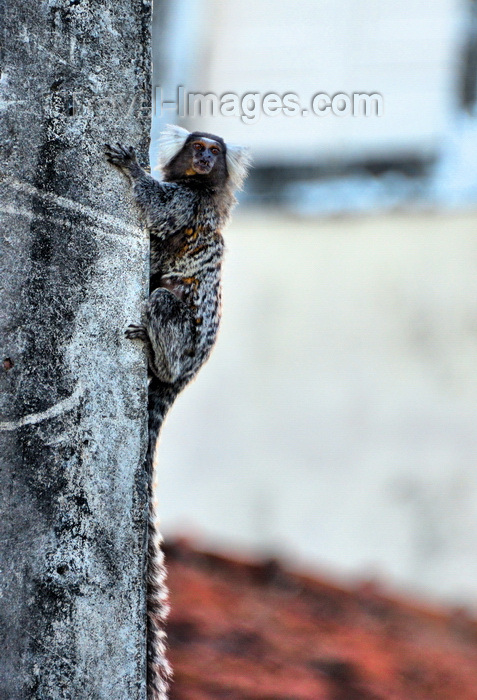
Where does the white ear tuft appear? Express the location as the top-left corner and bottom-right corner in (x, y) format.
(225, 144), (252, 191)
(154, 124), (190, 171)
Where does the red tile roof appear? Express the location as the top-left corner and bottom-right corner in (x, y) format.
(165, 540), (477, 700)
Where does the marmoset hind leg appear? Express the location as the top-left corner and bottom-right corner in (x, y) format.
(126, 288), (196, 384)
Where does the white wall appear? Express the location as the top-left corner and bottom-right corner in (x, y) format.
(184, 0), (462, 164)
(159, 209), (477, 605)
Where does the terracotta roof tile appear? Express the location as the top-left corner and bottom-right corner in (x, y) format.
(165, 540), (477, 700)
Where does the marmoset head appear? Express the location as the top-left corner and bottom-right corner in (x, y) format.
(157, 125), (250, 191)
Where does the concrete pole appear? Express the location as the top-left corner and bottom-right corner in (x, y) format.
(0, 1), (152, 697)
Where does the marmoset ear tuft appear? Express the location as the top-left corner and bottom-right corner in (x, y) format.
(155, 124), (191, 170)
(225, 144), (252, 190)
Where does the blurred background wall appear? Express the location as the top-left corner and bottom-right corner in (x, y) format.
(151, 0), (477, 606)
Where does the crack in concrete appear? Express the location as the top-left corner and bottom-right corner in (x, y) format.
(0, 382), (84, 431)
(3, 178), (144, 237)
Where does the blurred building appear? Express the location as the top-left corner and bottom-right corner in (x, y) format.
(152, 1), (477, 607)
(152, 0), (477, 206)
(183, 0), (460, 166)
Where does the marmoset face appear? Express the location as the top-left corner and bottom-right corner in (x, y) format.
(164, 131), (228, 187)
(189, 137), (222, 175)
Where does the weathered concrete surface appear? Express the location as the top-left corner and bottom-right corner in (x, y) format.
(0, 1), (151, 698)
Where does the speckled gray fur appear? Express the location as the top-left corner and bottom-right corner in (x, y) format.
(106, 130), (250, 700)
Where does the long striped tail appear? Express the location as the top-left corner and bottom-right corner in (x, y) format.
(146, 378), (178, 700)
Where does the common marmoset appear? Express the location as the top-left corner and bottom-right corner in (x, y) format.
(105, 126), (250, 700)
